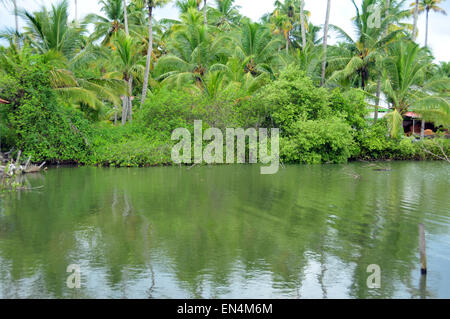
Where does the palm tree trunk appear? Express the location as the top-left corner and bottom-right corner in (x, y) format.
(412, 0), (419, 41)
(10, 0), (19, 48)
(286, 32), (290, 53)
(203, 0), (207, 26)
(374, 76), (381, 123)
(374, 0), (389, 124)
(123, 0), (129, 35)
(13, 0), (18, 32)
(141, 5), (153, 109)
(121, 95), (128, 125)
(300, 0), (306, 48)
(320, 0), (331, 86)
(74, 0), (78, 23)
(420, 119), (425, 139)
(385, 0), (390, 34)
(361, 69), (366, 90)
(128, 76), (133, 122)
(425, 9), (429, 47)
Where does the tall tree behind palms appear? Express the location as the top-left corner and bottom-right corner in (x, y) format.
(141, 0), (172, 109)
(300, 0), (306, 48)
(375, 0), (391, 123)
(74, 0), (78, 22)
(122, 0), (132, 122)
(203, 0), (207, 26)
(414, 0), (447, 47)
(272, 0), (302, 53)
(412, 0), (419, 40)
(123, 0), (129, 35)
(320, 0), (331, 86)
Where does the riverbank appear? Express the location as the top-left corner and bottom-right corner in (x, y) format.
(3, 133), (448, 169)
(1, 62), (449, 168)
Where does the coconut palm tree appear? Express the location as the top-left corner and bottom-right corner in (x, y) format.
(154, 22), (226, 89)
(413, 0), (447, 47)
(175, 0), (201, 13)
(269, 0), (309, 53)
(17, 1), (127, 117)
(208, 0), (241, 30)
(21, 0), (85, 59)
(140, 0), (172, 109)
(0, 43), (125, 117)
(268, 8), (293, 54)
(218, 56), (269, 94)
(278, 42), (323, 83)
(382, 41), (449, 137)
(86, 0), (125, 45)
(110, 32), (145, 124)
(320, 0), (331, 86)
(232, 22), (282, 78)
(327, 0), (402, 90)
(437, 61), (450, 77)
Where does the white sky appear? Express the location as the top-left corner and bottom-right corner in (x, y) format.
(0, 0), (449, 62)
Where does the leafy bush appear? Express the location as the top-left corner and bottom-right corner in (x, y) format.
(87, 123), (172, 167)
(329, 88), (368, 131)
(140, 85), (270, 134)
(280, 117), (357, 164)
(139, 88), (200, 139)
(357, 120), (396, 160)
(0, 54), (92, 163)
(357, 120), (450, 160)
(257, 66), (331, 131)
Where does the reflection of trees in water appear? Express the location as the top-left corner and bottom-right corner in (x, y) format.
(0, 163), (448, 298)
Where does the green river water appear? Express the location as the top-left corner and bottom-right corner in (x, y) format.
(0, 162), (449, 298)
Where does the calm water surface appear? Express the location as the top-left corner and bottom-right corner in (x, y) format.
(0, 162), (449, 298)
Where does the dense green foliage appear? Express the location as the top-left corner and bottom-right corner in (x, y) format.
(0, 51), (93, 163)
(0, 0), (449, 166)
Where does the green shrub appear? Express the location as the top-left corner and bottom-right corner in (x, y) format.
(257, 66), (331, 131)
(357, 120), (450, 160)
(357, 120), (396, 160)
(280, 117), (357, 164)
(86, 122), (172, 167)
(329, 88), (368, 131)
(413, 138), (450, 160)
(0, 54), (92, 163)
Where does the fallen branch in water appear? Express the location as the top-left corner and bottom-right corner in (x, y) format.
(187, 163), (198, 170)
(420, 141), (450, 163)
(16, 185), (44, 190)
